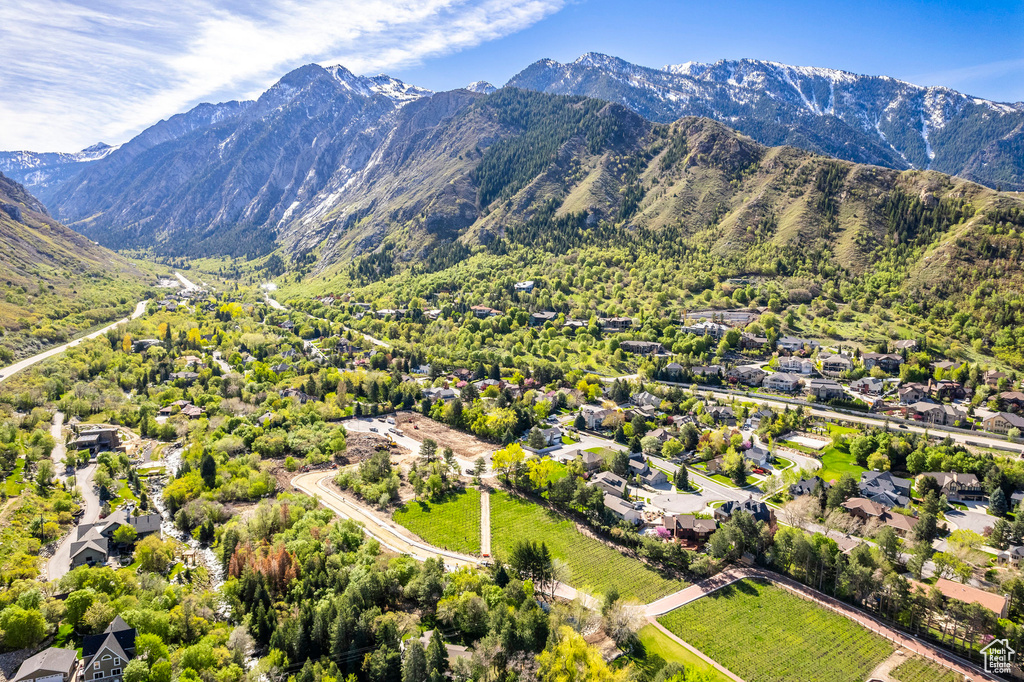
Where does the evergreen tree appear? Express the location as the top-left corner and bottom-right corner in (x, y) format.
(402, 640), (428, 682)
(200, 453), (217, 488)
(426, 632), (449, 682)
(991, 487), (1009, 517)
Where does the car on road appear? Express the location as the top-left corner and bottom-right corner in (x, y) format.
(370, 427), (378, 433)
(386, 417), (396, 425)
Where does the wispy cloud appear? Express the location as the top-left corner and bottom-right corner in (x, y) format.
(0, 0), (564, 151)
(909, 58), (1024, 101)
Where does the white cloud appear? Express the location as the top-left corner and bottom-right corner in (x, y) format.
(0, 0), (564, 151)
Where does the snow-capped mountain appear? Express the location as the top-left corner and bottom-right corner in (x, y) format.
(508, 53), (1024, 190)
(0, 143), (120, 188)
(465, 81), (497, 94)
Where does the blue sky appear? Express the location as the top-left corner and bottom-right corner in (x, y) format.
(1, 0), (1021, 151)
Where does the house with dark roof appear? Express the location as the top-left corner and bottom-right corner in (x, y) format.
(918, 472), (986, 502)
(983, 411), (1024, 435)
(604, 494), (642, 523)
(620, 340), (665, 356)
(82, 615), (137, 680)
(529, 311), (557, 326)
(69, 427), (120, 456)
(663, 514), (717, 544)
(705, 405), (735, 425)
(10, 647), (78, 682)
(713, 498), (775, 527)
(859, 471), (911, 508)
(590, 471), (628, 498)
(580, 450), (602, 471)
(789, 476), (830, 498)
(841, 497), (919, 537)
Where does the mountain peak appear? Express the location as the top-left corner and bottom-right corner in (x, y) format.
(465, 81), (496, 94)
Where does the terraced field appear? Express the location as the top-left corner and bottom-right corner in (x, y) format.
(658, 579), (893, 682)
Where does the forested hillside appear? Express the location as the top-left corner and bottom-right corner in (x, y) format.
(0, 173), (150, 360)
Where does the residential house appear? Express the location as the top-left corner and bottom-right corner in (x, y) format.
(580, 405), (617, 430)
(604, 494), (641, 523)
(631, 391), (661, 409)
(862, 353), (904, 373)
(563, 318), (585, 330)
(681, 321), (729, 339)
(859, 471), (911, 508)
(131, 338), (162, 352)
(818, 353), (853, 378)
(893, 339), (918, 351)
(69, 427), (120, 456)
(743, 445), (771, 469)
(805, 379), (845, 401)
(997, 546), (1024, 567)
(918, 472), (986, 502)
(739, 333), (768, 350)
(763, 372), (802, 392)
(72, 510), (162, 568)
(579, 450), (603, 471)
(778, 336), (819, 352)
(663, 514), (717, 544)
(538, 426), (562, 447)
(402, 630), (471, 663)
(70, 528), (108, 569)
(851, 376), (886, 395)
(714, 498), (775, 527)
(646, 427), (673, 443)
(931, 379), (966, 401)
(841, 498), (919, 537)
(281, 388), (314, 404)
(11, 648), (78, 682)
(911, 578), (1008, 619)
(600, 317), (634, 332)
(778, 356), (814, 374)
(727, 365), (766, 386)
(1000, 391), (1024, 411)
(705, 457), (725, 475)
(628, 459), (668, 486)
(690, 365), (724, 379)
(471, 305), (500, 318)
(705, 405), (735, 425)
(932, 360), (962, 373)
(270, 363), (290, 374)
(907, 402), (966, 427)
(620, 340), (665, 355)
(789, 476), (830, 498)
(423, 387), (459, 402)
(983, 411), (1024, 435)
(590, 471), (628, 497)
(181, 404), (204, 419)
(82, 616), (137, 681)
(664, 362), (684, 379)
(898, 383), (929, 403)
(529, 311), (557, 326)
(170, 371), (199, 385)
(514, 280), (535, 293)
(1013, 490), (1024, 510)
(985, 370), (1008, 388)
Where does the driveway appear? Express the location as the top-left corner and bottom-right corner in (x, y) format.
(944, 508), (995, 534)
(47, 462), (99, 581)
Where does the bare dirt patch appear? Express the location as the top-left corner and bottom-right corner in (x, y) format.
(395, 412), (495, 460)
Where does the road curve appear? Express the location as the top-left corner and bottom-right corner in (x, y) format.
(0, 299), (149, 385)
(291, 470), (481, 568)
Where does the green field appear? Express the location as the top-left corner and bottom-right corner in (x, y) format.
(658, 579), (893, 682)
(630, 624), (731, 682)
(393, 488), (481, 554)
(490, 491), (686, 602)
(784, 426), (865, 484)
(890, 657), (960, 682)
(3, 456), (26, 496)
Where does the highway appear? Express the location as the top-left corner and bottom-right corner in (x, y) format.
(0, 299), (148, 385)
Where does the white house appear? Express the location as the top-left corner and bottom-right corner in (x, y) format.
(763, 372), (802, 392)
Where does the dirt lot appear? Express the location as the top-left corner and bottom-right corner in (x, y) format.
(395, 412), (495, 461)
(266, 432), (408, 491)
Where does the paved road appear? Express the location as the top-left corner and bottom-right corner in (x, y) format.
(0, 300), (148, 385)
(291, 470), (481, 568)
(211, 351), (231, 373)
(48, 462), (99, 581)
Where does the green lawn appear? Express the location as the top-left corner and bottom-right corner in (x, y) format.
(3, 457), (27, 496)
(784, 428), (866, 484)
(393, 488), (482, 554)
(708, 473), (756, 487)
(628, 624), (731, 682)
(584, 446), (623, 468)
(890, 656), (960, 682)
(773, 456), (794, 470)
(109, 479), (140, 511)
(658, 579), (893, 682)
(490, 491), (686, 602)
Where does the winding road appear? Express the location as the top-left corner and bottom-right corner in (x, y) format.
(0, 299), (148, 385)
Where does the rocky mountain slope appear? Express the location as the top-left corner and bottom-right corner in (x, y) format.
(507, 53), (1024, 190)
